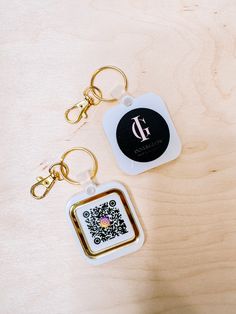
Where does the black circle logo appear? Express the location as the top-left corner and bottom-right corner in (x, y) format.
(116, 108), (170, 162)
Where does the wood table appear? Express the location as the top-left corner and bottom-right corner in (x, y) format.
(1, 1), (236, 313)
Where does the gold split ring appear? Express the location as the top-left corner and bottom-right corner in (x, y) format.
(90, 65), (128, 102)
(83, 85), (103, 106)
(49, 162), (69, 181)
(60, 147), (98, 185)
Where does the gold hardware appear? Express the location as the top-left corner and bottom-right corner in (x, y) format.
(30, 173), (58, 200)
(90, 65), (128, 102)
(49, 162), (69, 181)
(65, 66), (128, 124)
(83, 86), (102, 106)
(30, 162), (69, 200)
(60, 147), (98, 185)
(65, 86), (102, 124)
(31, 148), (98, 199)
(65, 97), (92, 124)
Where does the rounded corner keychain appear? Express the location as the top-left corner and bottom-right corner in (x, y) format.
(31, 147), (144, 265)
(65, 65), (182, 175)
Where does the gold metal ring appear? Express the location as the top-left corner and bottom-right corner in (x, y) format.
(83, 86), (102, 106)
(49, 162), (69, 181)
(60, 147), (98, 185)
(90, 65), (128, 102)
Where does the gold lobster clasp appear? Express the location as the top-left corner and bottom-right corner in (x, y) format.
(64, 86), (102, 124)
(30, 173), (58, 200)
(30, 162), (69, 200)
(65, 97), (92, 124)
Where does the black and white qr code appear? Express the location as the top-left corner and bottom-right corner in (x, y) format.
(82, 200), (128, 245)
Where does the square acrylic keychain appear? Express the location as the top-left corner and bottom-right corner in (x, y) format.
(90, 66), (182, 175)
(64, 66), (181, 175)
(31, 147), (144, 265)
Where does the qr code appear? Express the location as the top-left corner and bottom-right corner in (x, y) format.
(83, 200), (128, 245)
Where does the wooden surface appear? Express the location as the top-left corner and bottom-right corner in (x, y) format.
(1, 1), (236, 313)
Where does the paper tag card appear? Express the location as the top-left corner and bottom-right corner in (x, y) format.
(66, 181), (144, 265)
(103, 93), (182, 175)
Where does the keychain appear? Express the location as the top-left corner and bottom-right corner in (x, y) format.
(30, 147), (144, 265)
(65, 66), (182, 175)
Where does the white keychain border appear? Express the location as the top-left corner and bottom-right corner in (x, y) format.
(103, 93), (182, 175)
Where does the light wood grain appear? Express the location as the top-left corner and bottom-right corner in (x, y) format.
(1, 1), (236, 313)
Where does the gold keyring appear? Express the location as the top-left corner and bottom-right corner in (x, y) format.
(90, 65), (128, 102)
(83, 86), (102, 106)
(60, 147), (98, 185)
(49, 162), (69, 181)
